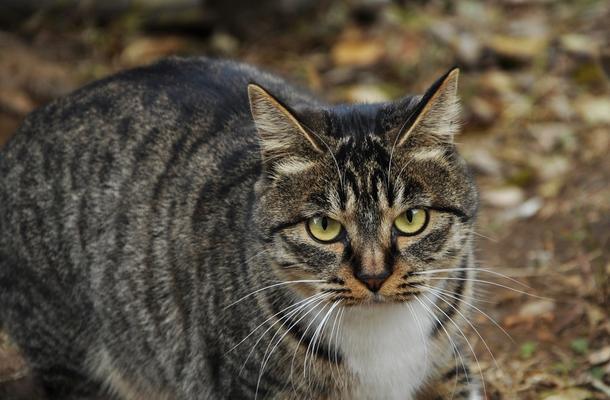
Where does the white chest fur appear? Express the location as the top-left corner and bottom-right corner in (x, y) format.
(337, 299), (435, 400)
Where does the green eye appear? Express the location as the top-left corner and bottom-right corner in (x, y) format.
(307, 216), (343, 242)
(394, 208), (428, 235)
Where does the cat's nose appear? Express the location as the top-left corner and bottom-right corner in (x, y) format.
(355, 270), (391, 293)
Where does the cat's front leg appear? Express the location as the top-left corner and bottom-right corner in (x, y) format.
(416, 362), (483, 400)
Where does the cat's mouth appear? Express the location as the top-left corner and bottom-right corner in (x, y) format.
(323, 287), (425, 307)
(320, 272), (428, 306)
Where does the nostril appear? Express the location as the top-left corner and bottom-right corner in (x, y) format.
(363, 278), (384, 292)
(356, 271), (391, 293)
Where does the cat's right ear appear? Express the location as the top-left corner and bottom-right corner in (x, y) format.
(248, 84), (324, 173)
(387, 68), (461, 148)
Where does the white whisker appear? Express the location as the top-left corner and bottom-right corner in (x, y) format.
(422, 295), (488, 400)
(224, 279), (326, 309)
(406, 301), (430, 378)
(327, 302), (344, 386)
(305, 301), (340, 389)
(423, 277), (549, 300)
(413, 295), (469, 387)
(472, 230), (498, 242)
(255, 295), (329, 399)
(429, 288), (501, 372)
(421, 284), (515, 344)
(240, 293), (327, 375)
(227, 292), (327, 354)
(298, 302), (332, 382)
(414, 267), (532, 289)
(420, 282), (494, 305)
(243, 248), (272, 265)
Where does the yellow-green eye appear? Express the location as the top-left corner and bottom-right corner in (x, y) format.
(394, 208), (428, 235)
(307, 216), (343, 243)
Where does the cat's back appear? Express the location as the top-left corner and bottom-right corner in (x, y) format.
(0, 56), (312, 183)
(0, 57), (315, 250)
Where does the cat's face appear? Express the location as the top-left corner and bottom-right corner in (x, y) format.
(250, 69), (478, 305)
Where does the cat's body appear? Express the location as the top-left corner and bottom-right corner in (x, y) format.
(0, 57), (480, 400)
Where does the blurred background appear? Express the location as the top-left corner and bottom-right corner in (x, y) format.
(0, 0), (609, 399)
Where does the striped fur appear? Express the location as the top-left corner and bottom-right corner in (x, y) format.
(0, 57), (480, 399)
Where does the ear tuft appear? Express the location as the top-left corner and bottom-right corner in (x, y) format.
(397, 67), (461, 147)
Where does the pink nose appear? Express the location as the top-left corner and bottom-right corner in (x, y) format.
(355, 271), (390, 292)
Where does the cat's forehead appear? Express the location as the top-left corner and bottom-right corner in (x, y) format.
(326, 135), (394, 233)
(326, 103), (387, 140)
(335, 134), (389, 167)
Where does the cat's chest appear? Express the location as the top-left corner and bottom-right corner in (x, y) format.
(338, 301), (435, 400)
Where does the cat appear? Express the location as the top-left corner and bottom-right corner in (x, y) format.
(0, 56), (481, 400)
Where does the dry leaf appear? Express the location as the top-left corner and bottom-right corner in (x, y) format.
(331, 35), (385, 67)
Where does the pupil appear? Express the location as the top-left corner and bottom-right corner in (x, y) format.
(321, 217), (328, 230)
(406, 210), (413, 223)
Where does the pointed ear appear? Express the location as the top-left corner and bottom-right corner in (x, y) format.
(248, 84), (324, 170)
(394, 67), (461, 147)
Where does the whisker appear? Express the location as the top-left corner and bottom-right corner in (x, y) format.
(422, 277), (550, 300)
(255, 296), (329, 399)
(336, 307), (347, 386)
(288, 300), (334, 390)
(312, 302), (340, 366)
(240, 294), (328, 377)
(421, 284), (515, 344)
(471, 230), (498, 242)
(224, 279), (326, 309)
(327, 301), (343, 386)
(387, 110), (415, 189)
(429, 288), (502, 373)
(305, 301), (340, 388)
(395, 157), (416, 185)
(299, 302), (332, 381)
(243, 248), (273, 265)
(406, 301), (430, 379)
(301, 123), (344, 192)
(413, 295), (470, 387)
(420, 283), (494, 304)
(421, 295), (488, 400)
(414, 267), (532, 289)
(227, 292), (327, 354)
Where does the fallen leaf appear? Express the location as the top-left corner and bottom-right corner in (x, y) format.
(331, 34), (385, 67)
(486, 35), (547, 61)
(121, 36), (186, 67)
(500, 197), (543, 221)
(588, 346), (610, 365)
(0, 88), (36, 115)
(542, 387), (593, 400)
(560, 34), (599, 57)
(575, 96), (610, 124)
(344, 84), (390, 103)
(519, 300), (555, 318)
(482, 186), (524, 208)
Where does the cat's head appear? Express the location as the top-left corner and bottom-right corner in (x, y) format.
(248, 68), (478, 305)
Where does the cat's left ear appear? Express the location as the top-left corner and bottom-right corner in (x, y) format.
(248, 84), (324, 167)
(391, 67), (461, 147)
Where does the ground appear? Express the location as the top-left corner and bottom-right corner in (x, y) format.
(0, 1), (609, 399)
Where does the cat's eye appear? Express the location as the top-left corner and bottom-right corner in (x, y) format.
(394, 208), (428, 236)
(307, 216), (343, 243)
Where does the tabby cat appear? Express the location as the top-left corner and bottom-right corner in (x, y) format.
(0, 57), (481, 400)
